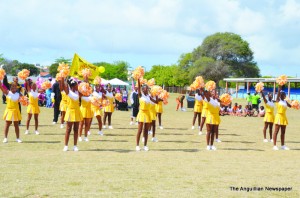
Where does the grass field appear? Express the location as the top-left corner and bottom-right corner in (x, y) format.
(0, 93), (299, 197)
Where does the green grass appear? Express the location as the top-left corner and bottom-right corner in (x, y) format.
(0, 94), (299, 197)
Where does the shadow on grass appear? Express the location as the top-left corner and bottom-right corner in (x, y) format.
(164, 128), (189, 130)
(91, 140), (128, 142)
(105, 134), (135, 137)
(220, 148), (264, 151)
(81, 149), (133, 153)
(159, 133), (194, 136)
(160, 140), (188, 143)
(221, 133), (241, 136)
(222, 141), (255, 144)
(23, 141), (61, 144)
(116, 127), (135, 130)
(41, 133), (65, 136)
(152, 149), (199, 152)
(286, 141), (300, 143)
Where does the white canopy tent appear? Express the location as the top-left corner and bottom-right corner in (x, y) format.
(107, 78), (129, 86)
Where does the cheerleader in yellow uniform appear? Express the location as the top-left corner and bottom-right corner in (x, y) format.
(148, 96), (160, 142)
(201, 89), (220, 150)
(103, 83), (115, 129)
(91, 84), (105, 136)
(156, 100), (163, 129)
(25, 81), (40, 135)
(261, 92), (275, 142)
(273, 86), (291, 150)
(59, 77), (83, 152)
(200, 99), (208, 134)
(192, 89), (203, 135)
(136, 79), (156, 151)
(0, 81), (22, 143)
(59, 90), (68, 129)
(78, 93), (92, 142)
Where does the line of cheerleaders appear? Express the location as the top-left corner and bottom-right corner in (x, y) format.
(0, 77), (292, 152)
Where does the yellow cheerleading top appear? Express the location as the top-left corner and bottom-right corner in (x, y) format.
(202, 100), (209, 118)
(274, 100), (288, 126)
(104, 91), (115, 113)
(194, 94), (203, 113)
(155, 101), (163, 113)
(264, 101), (275, 123)
(27, 90), (40, 114)
(137, 94), (151, 123)
(205, 98), (221, 125)
(3, 91), (21, 121)
(91, 91), (103, 117)
(80, 96), (93, 118)
(60, 91), (68, 112)
(64, 90), (83, 122)
(150, 99), (157, 121)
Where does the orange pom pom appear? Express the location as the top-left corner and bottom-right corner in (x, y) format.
(0, 68), (6, 80)
(159, 90), (170, 101)
(147, 78), (155, 87)
(41, 81), (52, 90)
(19, 96), (29, 106)
(56, 73), (63, 81)
(91, 96), (102, 107)
(102, 99), (110, 107)
(132, 66), (145, 80)
(81, 68), (92, 78)
(115, 93), (122, 102)
(195, 76), (205, 88)
(93, 76), (102, 85)
(205, 81), (216, 91)
(255, 82), (264, 93)
(17, 69), (30, 80)
(150, 85), (163, 97)
(78, 82), (92, 96)
(140, 78), (147, 85)
(219, 93), (232, 106)
(291, 100), (300, 110)
(57, 62), (70, 78)
(276, 75), (288, 86)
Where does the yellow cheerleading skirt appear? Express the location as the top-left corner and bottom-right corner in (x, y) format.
(150, 105), (156, 121)
(202, 108), (208, 118)
(206, 113), (221, 125)
(274, 113), (288, 126)
(194, 105), (202, 113)
(104, 104), (114, 113)
(264, 112), (274, 123)
(91, 105), (103, 117)
(64, 108), (83, 122)
(27, 104), (40, 114)
(156, 103), (163, 113)
(3, 108), (22, 121)
(60, 101), (68, 112)
(80, 106), (93, 119)
(136, 110), (151, 123)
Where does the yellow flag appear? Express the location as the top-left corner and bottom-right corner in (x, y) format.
(70, 53), (99, 83)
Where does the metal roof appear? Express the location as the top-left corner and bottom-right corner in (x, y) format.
(223, 78), (300, 83)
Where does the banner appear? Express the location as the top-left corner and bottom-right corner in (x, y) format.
(70, 53), (103, 83)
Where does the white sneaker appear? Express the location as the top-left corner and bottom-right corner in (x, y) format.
(281, 145), (290, 150)
(159, 126), (163, 130)
(98, 131), (104, 136)
(144, 146), (149, 151)
(273, 146), (279, 150)
(16, 139), (22, 143)
(270, 139), (273, 142)
(87, 131), (91, 135)
(3, 138), (8, 143)
(198, 131), (203, 135)
(73, 146), (79, 152)
(136, 146), (141, 151)
(263, 139), (268, 142)
(108, 126), (113, 129)
(198, 126), (200, 129)
(142, 137), (145, 143)
(52, 122), (57, 124)
(151, 137), (158, 142)
(206, 146), (211, 150)
(63, 146), (68, 151)
(25, 130), (29, 135)
(211, 145), (217, 150)
(35, 131), (39, 135)
(135, 122), (138, 125)
(60, 124), (64, 129)
(78, 137), (82, 142)
(103, 125), (107, 129)
(191, 126), (195, 130)
(84, 137), (89, 142)
(215, 139), (221, 143)
(148, 130), (153, 135)
(130, 121), (133, 125)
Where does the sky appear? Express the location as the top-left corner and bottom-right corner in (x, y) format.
(0, 0), (300, 76)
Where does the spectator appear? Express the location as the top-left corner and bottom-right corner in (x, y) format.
(251, 92), (261, 110)
(246, 92), (252, 109)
